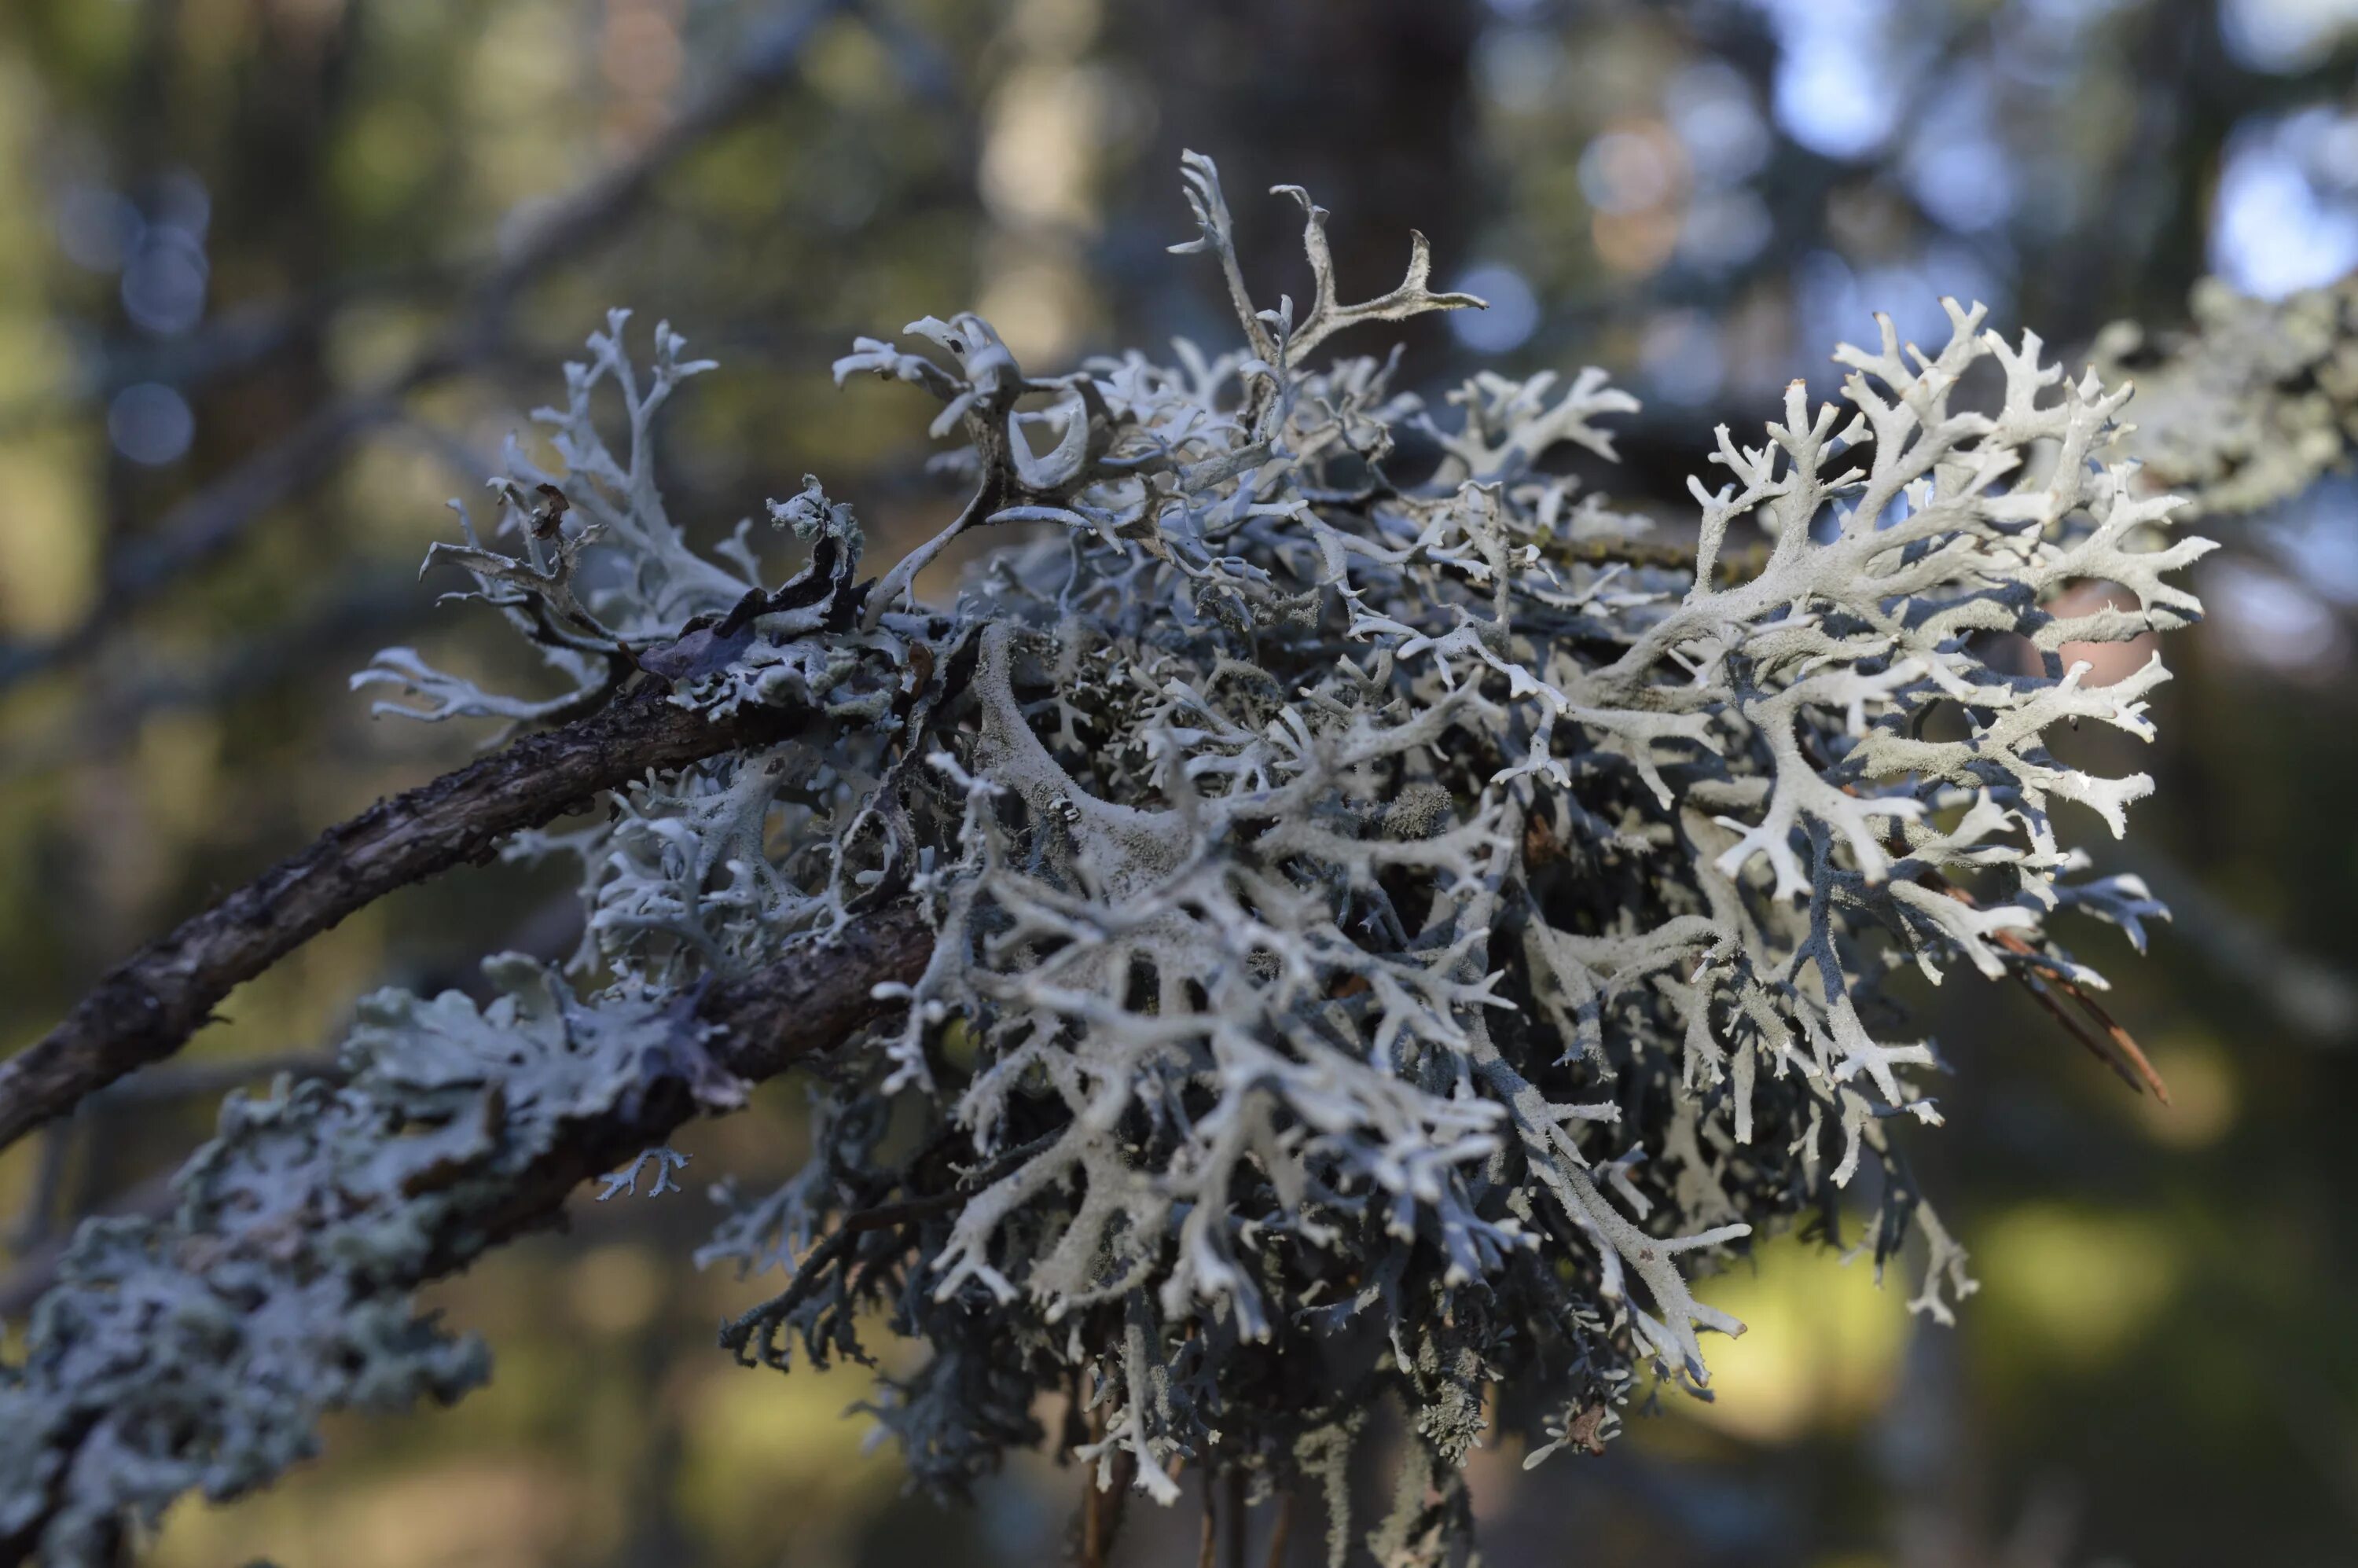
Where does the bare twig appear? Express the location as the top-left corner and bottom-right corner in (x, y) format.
(86, 1051), (341, 1106)
(8, 1126), (72, 1253)
(1559, 534), (1768, 583)
(0, 684), (809, 1153)
(1929, 878), (2174, 1103)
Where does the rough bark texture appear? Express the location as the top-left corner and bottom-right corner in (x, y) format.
(0, 685), (808, 1153)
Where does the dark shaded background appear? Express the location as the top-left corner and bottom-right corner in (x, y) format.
(2, 0), (2356, 1562)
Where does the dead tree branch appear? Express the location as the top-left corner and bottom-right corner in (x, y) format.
(0, 685), (808, 1153)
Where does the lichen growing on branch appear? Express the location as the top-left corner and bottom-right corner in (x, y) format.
(2092, 274), (2358, 518)
(1, 153), (2209, 1564)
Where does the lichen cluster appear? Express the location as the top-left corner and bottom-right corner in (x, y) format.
(0, 968), (737, 1561)
(2092, 274), (2358, 519)
(3, 154), (2209, 1563)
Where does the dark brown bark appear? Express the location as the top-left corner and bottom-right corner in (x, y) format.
(0, 685), (807, 1154)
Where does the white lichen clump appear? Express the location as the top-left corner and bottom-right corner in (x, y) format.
(9, 153), (2208, 1562)
(373, 152), (2206, 1544)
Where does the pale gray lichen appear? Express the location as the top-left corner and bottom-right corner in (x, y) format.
(0, 962), (737, 1562)
(2091, 274), (2358, 517)
(684, 153), (2207, 1546)
(4, 153), (2215, 1563)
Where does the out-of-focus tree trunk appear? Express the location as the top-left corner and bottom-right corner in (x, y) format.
(1100, 0), (1483, 369)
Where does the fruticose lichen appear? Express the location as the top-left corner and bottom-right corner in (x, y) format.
(4, 152), (2212, 1563)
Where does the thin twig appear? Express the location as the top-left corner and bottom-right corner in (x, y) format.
(0, 684), (810, 1153)
(1885, 821), (2176, 1103)
(2002, 931), (2174, 1105)
(87, 1052), (341, 1106)
(1557, 534), (1768, 584)
(9, 1125), (73, 1253)
(1262, 1489), (1295, 1568)
(1932, 881), (2174, 1103)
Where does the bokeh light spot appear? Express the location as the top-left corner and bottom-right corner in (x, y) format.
(1448, 263), (1539, 354)
(106, 382), (194, 467)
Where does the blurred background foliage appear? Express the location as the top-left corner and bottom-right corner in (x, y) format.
(1, 0), (2356, 1562)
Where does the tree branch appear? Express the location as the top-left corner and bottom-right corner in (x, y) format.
(0, 898), (934, 1565)
(0, 684), (808, 1155)
(425, 897), (937, 1272)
